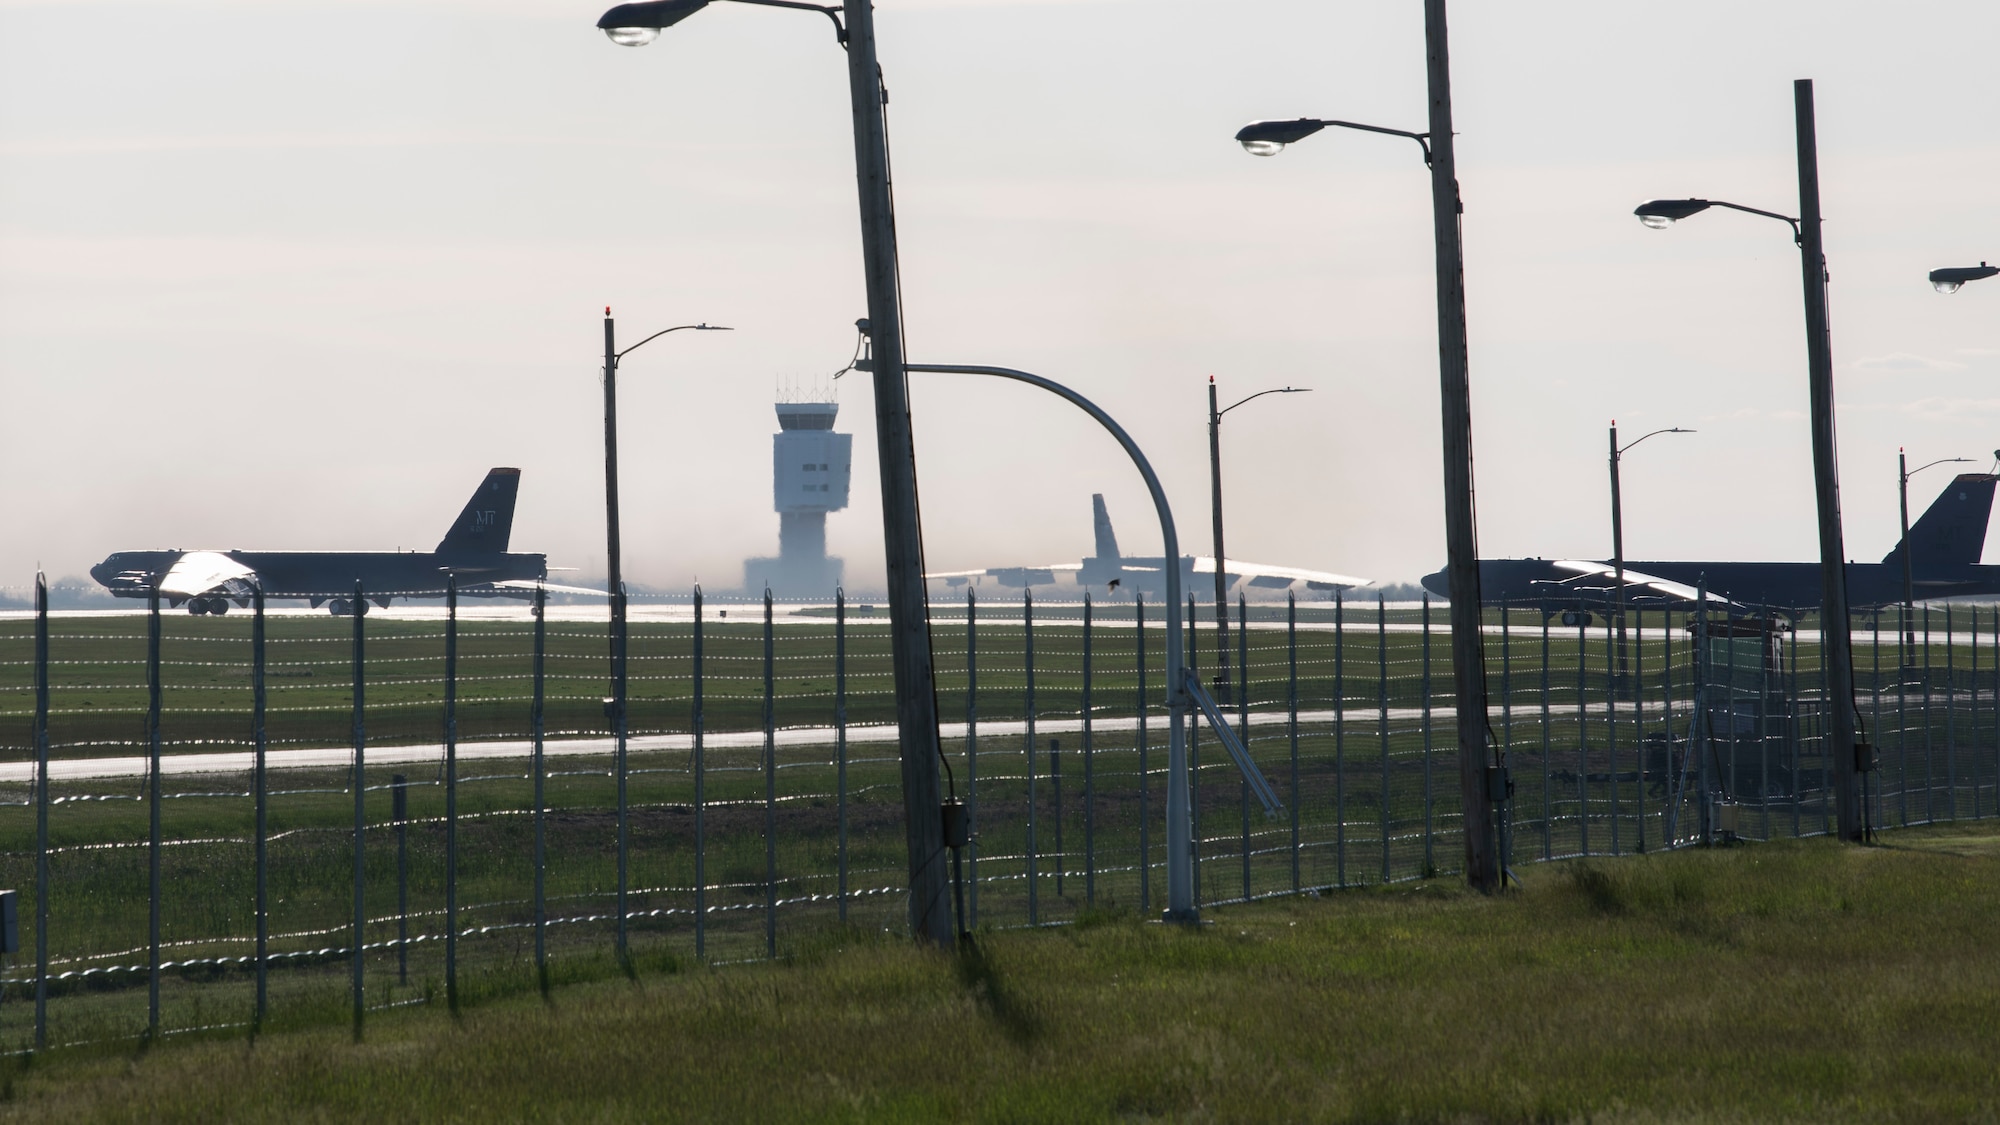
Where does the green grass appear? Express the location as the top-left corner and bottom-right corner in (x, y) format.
(0, 823), (1994, 1123)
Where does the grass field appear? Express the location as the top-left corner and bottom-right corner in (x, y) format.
(0, 823), (1993, 1123)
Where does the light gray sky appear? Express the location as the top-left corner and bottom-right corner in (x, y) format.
(3, 0), (1996, 595)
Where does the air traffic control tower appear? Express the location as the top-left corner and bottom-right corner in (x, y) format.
(743, 399), (852, 596)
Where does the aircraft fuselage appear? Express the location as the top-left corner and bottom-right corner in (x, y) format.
(92, 549), (548, 604)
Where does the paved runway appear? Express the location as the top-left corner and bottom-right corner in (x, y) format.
(0, 699), (1684, 784)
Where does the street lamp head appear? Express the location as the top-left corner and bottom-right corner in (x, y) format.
(1928, 262), (1997, 294)
(1634, 199), (1712, 229)
(1235, 118), (1325, 157)
(598, 0), (708, 45)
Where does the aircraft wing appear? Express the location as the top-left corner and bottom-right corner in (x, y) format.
(1546, 561), (1740, 607)
(157, 551), (258, 598)
(924, 564), (1082, 579)
(924, 563), (1084, 589)
(1192, 557), (1370, 592)
(489, 579), (612, 597)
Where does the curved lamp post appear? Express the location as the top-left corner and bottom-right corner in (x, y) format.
(1608, 424), (1694, 684)
(1897, 452), (1973, 650)
(898, 361), (1280, 923)
(597, 0), (957, 946)
(601, 311), (729, 958)
(1209, 379), (1310, 705)
(1929, 262), (1997, 294)
(1232, 0), (1504, 892)
(1633, 79), (1867, 843)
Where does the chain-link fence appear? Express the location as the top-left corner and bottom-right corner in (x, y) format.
(0, 580), (1990, 1052)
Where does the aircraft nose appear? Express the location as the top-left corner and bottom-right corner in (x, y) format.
(1419, 569), (1450, 599)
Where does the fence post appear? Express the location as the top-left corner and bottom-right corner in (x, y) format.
(966, 587), (979, 927)
(764, 588), (777, 959)
(615, 581), (629, 963)
(533, 583), (547, 988)
(33, 573), (50, 1049)
(1083, 592), (1095, 906)
(1948, 604), (1958, 819)
(1660, 603), (1673, 850)
(351, 582), (367, 1039)
(1761, 614), (1776, 839)
(1635, 605), (1646, 850)
(1541, 609), (1552, 859)
(1499, 601), (1511, 864)
(147, 586), (162, 1040)
(1800, 612), (1816, 832)
(1187, 593), (1200, 901)
(1050, 738), (1063, 899)
(1695, 587), (1712, 844)
(1135, 592), (1148, 913)
(1822, 610), (1834, 835)
(1968, 608), (1977, 821)
(393, 774), (408, 987)
(1288, 591), (1300, 893)
(834, 587), (846, 925)
(1025, 590), (1037, 927)
(1238, 593), (1251, 901)
(693, 586), (706, 958)
(1576, 604), (1589, 855)
(1422, 594), (1434, 876)
(1606, 607), (1620, 854)
(251, 584), (267, 1030)
(1899, 600), (1910, 826)
(1335, 592), (1346, 887)
(443, 578), (457, 1014)
(1924, 605), (1934, 823)
(1378, 593), (1390, 884)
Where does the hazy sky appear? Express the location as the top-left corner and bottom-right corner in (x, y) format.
(3, 0), (1997, 596)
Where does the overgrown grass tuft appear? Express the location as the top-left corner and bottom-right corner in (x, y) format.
(4, 824), (1998, 1123)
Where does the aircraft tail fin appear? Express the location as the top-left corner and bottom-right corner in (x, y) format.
(1092, 493), (1121, 559)
(1883, 472), (1998, 567)
(437, 468), (521, 555)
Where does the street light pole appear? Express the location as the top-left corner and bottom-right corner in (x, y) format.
(1898, 451), (1973, 650)
(1608, 423), (1694, 685)
(1420, 0), (1501, 892)
(601, 310), (728, 956)
(839, 0), (955, 949)
(900, 361), (1284, 923)
(1632, 79), (1867, 842)
(1231, 0), (1502, 892)
(1208, 378), (1310, 707)
(596, 0), (955, 945)
(1793, 79), (1865, 844)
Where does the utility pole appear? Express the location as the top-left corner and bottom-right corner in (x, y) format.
(1899, 449), (1913, 652)
(843, 0), (952, 946)
(1794, 78), (1863, 842)
(601, 310), (630, 955)
(1208, 378), (1232, 706)
(1424, 0), (1500, 890)
(1609, 422), (1628, 689)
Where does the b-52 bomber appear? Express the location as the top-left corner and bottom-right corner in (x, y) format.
(1422, 472), (2000, 620)
(927, 493), (1369, 599)
(91, 468), (588, 615)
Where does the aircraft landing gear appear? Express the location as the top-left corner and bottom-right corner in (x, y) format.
(187, 596), (230, 616)
(1559, 609), (1594, 628)
(327, 598), (368, 617)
